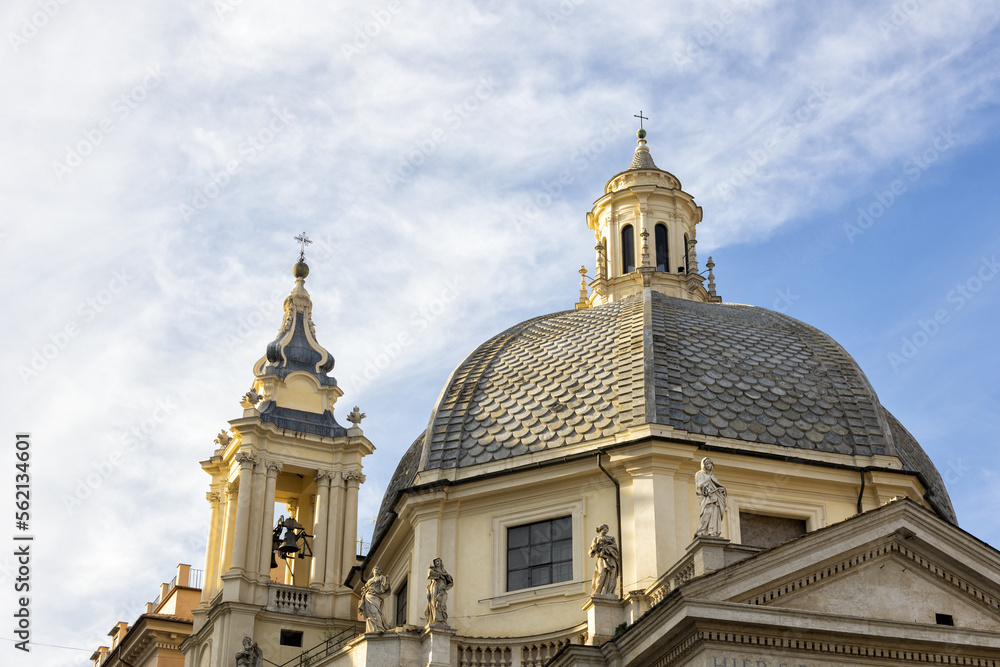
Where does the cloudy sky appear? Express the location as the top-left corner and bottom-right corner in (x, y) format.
(2, 0), (1000, 662)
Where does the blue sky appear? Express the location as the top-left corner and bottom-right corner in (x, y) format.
(2, 0), (999, 663)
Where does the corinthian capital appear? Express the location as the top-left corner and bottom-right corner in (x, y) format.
(343, 469), (365, 484)
(235, 450), (257, 467)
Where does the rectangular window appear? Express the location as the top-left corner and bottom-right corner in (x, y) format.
(279, 629), (303, 647)
(507, 515), (572, 592)
(394, 580), (407, 627)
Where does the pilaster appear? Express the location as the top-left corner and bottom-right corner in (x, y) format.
(202, 490), (223, 603)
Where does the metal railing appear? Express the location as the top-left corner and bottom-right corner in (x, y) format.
(271, 627), (360, 667)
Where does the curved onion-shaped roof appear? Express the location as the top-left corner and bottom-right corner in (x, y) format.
(372, 291), (955, 546)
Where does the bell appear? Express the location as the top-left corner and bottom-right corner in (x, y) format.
(279, 529), (300, 556)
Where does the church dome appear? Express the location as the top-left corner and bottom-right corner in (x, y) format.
(374, 290), (955, 544)
(372, 129), (956, 553)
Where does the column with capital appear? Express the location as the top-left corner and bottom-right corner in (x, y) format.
(201, 490), (223, 602)
(229, 451), (257, 572)
(341, 470), (364, 582)
(310, 469), (333, 587)
(246, 457), (268, 575)
(220, 482), (238, 575)
(257, 460), (283, 579)
(324, 471), (345, 586)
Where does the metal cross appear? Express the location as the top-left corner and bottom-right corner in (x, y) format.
(294, 232), (312, 261)
(634, 111), (648, 129)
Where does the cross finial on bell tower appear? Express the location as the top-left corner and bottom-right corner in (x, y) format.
(634, 110), (648, 130)
(294, 232), (312, 263)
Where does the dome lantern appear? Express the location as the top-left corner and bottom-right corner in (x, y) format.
(584, 118), (712, 307)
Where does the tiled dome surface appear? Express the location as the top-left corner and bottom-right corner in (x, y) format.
(372, 291), (955, 544)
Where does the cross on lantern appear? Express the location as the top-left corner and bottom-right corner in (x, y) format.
(294, 232), (312, 262)
(634, 111), (648, 130)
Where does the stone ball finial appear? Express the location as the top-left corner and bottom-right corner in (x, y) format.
(637, 128), (647, 139)
(293, 261), (309, 279)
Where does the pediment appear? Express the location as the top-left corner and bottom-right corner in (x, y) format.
(734, 538), (1000, 632)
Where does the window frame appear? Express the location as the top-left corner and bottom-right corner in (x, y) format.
(489, 498), (586, 609)
(654, 223), (669, 272)
(621, 224), (635, 274)
(725, 494), (824, 545)
(505, 515), (574, 592)
(394, 579), (408, 628)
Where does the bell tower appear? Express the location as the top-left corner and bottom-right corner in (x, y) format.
(584, 124), (719, 306)
(186, 240), (372, 667)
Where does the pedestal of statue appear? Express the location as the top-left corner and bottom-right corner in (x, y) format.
(582, 593), (623, 646)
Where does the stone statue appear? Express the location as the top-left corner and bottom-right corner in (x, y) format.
(695, 457), (727, 538)
(425, 558), (454, 625)
(214, 430), (231, 448)
(235, 636), (262, 667)
(358, 566), (390, 632)
(589, 524), (620, 596)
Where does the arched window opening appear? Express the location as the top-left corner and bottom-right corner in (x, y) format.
(655, 224), (669, 272)
(621, 225), (635, 274)
(683, 233), (690, 274)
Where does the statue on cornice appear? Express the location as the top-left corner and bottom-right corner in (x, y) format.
(589, 524), (620, 596)
(235, 636), (262, 667)
(359, 566), (390, 633)
(425, 558), (453, 625)
(695, 457), (727, 538)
